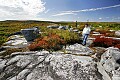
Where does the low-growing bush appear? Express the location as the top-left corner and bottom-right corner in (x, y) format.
(91, 36), (120, 49)
(45, 29), (81, 44)
(28, 34), (65, 51)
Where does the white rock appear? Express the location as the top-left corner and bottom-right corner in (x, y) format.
(16, 55), (32, 68)
(115, 30), (120, 37)
(11, 39), (27, 46)
(37, 56), (45, 62)
(97, 62), (111, 80)
(110, 30), (115, 32)
(17, 69), (30, 80)
(0, 51), (102, 80)
(65, 43), (93, 55)
(92, 31), (100, 34)
(100, 47), (120, 80)
(9, 76), (17, 80)
(4, 35), (27, 48)
(26, 72), (34, 80)
(0, 60), (7, 70)
(36, 50), (49, 55)
(11, 52), (36, 56)
(112, 70), (120, 80)
(9, 35), (23, 40)
(6, 55), (23, 65)
(0, 59), (3, 61)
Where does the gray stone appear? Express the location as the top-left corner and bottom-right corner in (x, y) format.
(6, 55), (23, 66)
(68, 28), (73, 32)
(92, 31), (101, 36)
(9, 76), (17, 80)
(0, 60), (7, 72)
(100, 47), (120, 80)
(47, 25), (59, 29)
(65, 43), (93, 55)
(0, 50), (102, 80)
(16, 55), (32, 68)
(17, 69), (30, 80)
(115, 30), (120, 37)
(58, 26), (67, 30)
(73, 29), (79, 32)
(21, 27), (39, 42)
(11, 52), (36, 56)
(4, 35), (28, 48)
(35, 50), (49, 56)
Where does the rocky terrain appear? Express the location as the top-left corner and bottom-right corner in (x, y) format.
(0, 50), (103, 80)
(0, 34), (120, 80)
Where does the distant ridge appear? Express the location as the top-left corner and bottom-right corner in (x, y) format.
(0, 20), (119, 23)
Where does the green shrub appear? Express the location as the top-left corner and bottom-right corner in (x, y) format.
(45, 29), (81, 44)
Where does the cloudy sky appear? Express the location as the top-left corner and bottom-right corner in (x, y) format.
(0, 0), (120, 22)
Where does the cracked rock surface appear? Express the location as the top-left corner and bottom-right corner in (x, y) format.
(100, 47), (120, 80)
(0, 50), (103, 80)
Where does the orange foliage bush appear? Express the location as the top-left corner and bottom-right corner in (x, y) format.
(28, 33), (65, 51)
(91, 36), (120, 48)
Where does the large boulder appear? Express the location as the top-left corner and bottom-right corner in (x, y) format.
(58, 26), (67, 30)
(0, 50), (102, 80)
(47, 25), (59, 29)
(21, 27), (39, 42)
(99, 47), (120, 80)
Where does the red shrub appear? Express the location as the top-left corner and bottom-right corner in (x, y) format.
(92, 36), (112, 47)
(112, 39), (120, 45)
(28, 34), (65, 51)
(91, 36), (120, 48)
(28, 43), (38, 51)
(37, 40), (48, 49)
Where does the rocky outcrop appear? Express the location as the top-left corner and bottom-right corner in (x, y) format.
(99, 47), (120, 80)
(0, 50), (103, 80)
(1, 33), (120, 80)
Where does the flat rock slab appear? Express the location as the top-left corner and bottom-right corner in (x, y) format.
(0, 51), (102, 80)
(65, 43), (93, 55)
(4, 35), (28, 48)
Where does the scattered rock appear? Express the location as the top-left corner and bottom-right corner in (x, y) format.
(47, 25), (59, 29)
(92, 31), (101, 36)
(115, 30), (120, 37)
(58, 26), (67, 30)
(1, 31), (120, 80)
(73, 29), (79, 32)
